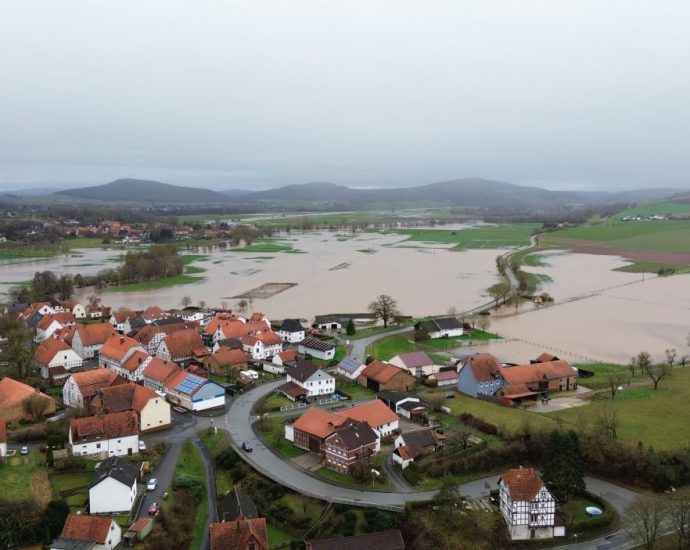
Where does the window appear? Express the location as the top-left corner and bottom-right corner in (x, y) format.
(530, 513), (538, 523)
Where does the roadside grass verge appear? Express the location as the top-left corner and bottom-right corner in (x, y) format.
(267, 524), (293, 548)
(174, 441), (208, 550)
(317, 466), (389, 490)
(199, 428), (234, 497)
(257, 416), (307, 459)
(547, 367), (690, 450)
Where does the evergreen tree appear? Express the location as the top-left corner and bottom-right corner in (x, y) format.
(541, 430), (585, 502)
(346, 318), (356, 335)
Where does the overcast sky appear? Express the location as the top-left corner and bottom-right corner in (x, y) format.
(1, 1), (689, 192)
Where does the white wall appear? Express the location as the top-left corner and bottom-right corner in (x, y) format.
(140, 397), (171, 432)
(70, 433), (139, 458)
(90, 476), (136, 514)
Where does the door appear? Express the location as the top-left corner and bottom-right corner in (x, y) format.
(309, 437), (320, 453)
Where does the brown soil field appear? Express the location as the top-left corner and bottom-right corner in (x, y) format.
(544, 237), (690, 265)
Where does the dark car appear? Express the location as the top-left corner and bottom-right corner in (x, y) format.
(241, 441), (253, 452)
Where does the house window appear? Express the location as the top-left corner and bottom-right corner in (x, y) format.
(531, 513), (538, 523)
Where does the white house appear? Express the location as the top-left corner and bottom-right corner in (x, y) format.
(91, 382), (172, 433)
(68, 410), (140, 458)
(335, 358), (366, 380)
(414, 317), (464, 339)
(71, 323), (117, 359)
(298, 337), (336, 361)
(284, 360), (335, 397)
(499, 468), (562, 540)
(35, 339), (83, 383)
(432, 370), (459, 387)
(99, 335), (147, 376)
(392, 428), (443, 470)
(163, 371), (226, 411)
(0, 420), (6, 460)
(62, 368), (126, 409)
(240, 332), (283, 361)
(278, 319), (305, 344)
(52, 515), (122, 550)
(110, 310), (137, 333)
(89, 456), (141, 514)
(61, 300), (86, 319)
(34, 315), (67, 343)
(389, 351), (440, 377)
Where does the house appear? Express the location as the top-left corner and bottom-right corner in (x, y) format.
(163, 371), (225, 411)
(141, 305), (167, 324)
(123, 518), (154, 546)
(377, 390), (427, 420)
(298, 337), (336, 361)
(0, 420), (6, 459)
(457, 353), (505, 398)
(432, 370), (458, 387)
(60, 299), (86, 319)
(218, 487), (259, 522)
(286, 399), (399, 453)
(35, 339), (83, 384)
(0, 377), (56, 423)
(123, 315), (147, 336)
(117, 350), (153, 382)
(68, 410), (139, 458)
(203, 312), (242, 344)
(63, 368), (127, 409)
(240, 331), (283, 361)
(71, 323), (118, 358)
(279, 360), (335, 399)
(358, 360), (416, 392)
(51, 515), (122, 550)
(312, 313), (378, 333)
(133, 321), (195, 355)
(499, 360), (578, 396)
(99, 335), (148, 378)
(334, 358), (365, 380)
(268, 349), (296, 369)
(306, 530), (405, 550)
(209, 516), (268, 550)
(499, 468), (561, 540)
(110, 310), (138, 333)
(156, 329), (207, 365)
(414, 317), (463, 339)
(89, 456), (141, 514)
(34, 312), (75, 342)
(278, 318), (305, 343)
(392, 428), (443, 469)
(142, 358), (181, 393)
(389, 351), (440, 377)
(202, 348), (249, 375)
(91, 382), (171, 432)
(323, 419), (378, 473)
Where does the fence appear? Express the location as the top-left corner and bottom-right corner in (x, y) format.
(280, 402), (307, 412)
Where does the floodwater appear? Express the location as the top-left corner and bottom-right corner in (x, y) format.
(2, 235), (689, 365)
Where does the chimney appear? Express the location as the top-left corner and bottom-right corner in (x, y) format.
(120, 336), (124, 344)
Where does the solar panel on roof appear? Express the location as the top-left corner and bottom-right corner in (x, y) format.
(175, 373), (206, 394)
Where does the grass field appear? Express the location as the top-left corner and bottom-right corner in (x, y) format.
(542, 220), (690, 255)
(0, 452), (46, 502)
(574, 363), (645, 390)
(615, 201), (690, 219)
(267, 524), (293, 548)
(199, 429), (233, 497)
(258, 416), (307, 459)
(107, 253), (207, 292)
(174, 441), (208, 550)
(377, 223), (540, 249)
(50, 470), (93, 512)
(548, 367), (690, 450)
(367, 330), (500, 360)
(228, 238), (304, 254)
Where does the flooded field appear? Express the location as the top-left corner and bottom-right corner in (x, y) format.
(2, 232), (688, 365)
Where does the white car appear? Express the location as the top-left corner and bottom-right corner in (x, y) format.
(147, 478), (158, 491)
(138, 441), (146, 451)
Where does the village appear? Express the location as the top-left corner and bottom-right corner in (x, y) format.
(2, 289), (659, 550)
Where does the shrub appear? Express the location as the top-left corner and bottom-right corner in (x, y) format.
(172, 473), (205, 503)
(458, 413), (499, 436)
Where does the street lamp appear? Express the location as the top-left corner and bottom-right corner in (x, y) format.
(371, 468), (380, 487)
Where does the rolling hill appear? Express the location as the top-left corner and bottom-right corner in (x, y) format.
(55, 179), (232, 204)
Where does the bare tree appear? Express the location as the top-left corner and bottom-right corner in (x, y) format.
(665, 348), (678, 368)
(608, 372), (627, 400)
(624, 496), (665, 550)
(477, 315), (491, 333)
(198, 300), (206, 310)
(629, 356), (638, 378)
(446, 306), (458, 317)
(368, 294), (400, 328)
(667, 492), (690, 550)
(236, 299), (248, 312)
(180, 296), (192, 308)
(488, 281), (510, 308)
(642, 360), (672, 390)
(597, 406), (619, 440)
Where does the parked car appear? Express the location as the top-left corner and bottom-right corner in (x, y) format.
(241, 441), (253, 452)
(148, 503), (159, 515)
(138, 440), (146, 451)
(20, 446), (29, 455)
(147, 478), (158, 491)
(172, 406), (188, 414)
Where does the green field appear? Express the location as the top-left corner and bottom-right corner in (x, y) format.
(0, 452), (46, 502)
(228, 238), (304, 254)
(575, 363), (645, 390)
(548, 367), (690, 450)
(107, 253), (207, 292)
(367, 330), (500, 360)
(615, 201), (690, 219)
(50, 470), (93, 512)
(258, 416), (307, 459)
(377, 223), (540, 249)
(542, 220), (690, 255)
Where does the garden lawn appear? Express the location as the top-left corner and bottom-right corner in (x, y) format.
(0, 452), (46, 502)
(258, 416), (307, 459)
(425, 392), (562, 434)
(367, 332), (418, 360)
(378, 224), (539, 249)
(267, 524), (293, 548)
(348, 322), (414, 340)
(317, 467), (389, 490)
(574, 363), (644, 390)
(420, 330), (501, 350)
(548, 367), (690, 450)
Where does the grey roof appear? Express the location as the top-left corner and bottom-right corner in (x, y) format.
(398, 401), (427, 412)
(377, 390), (417, 405)
(314, 313), (376, 324)
(286, 359), (320, 383)
(216, 338), (243, 350)
(415, 317), (462, 332)
(219, 487), (258, 521)
(337, 358), (360, 374)
(50, 539), (98, 550)
(280, 318), (304, 333)
(90, 456), (140, 489)
(127, 316), (147, 330)
(328, 419), (377, 450)
(307, 529), (405, 550)
(299, 337), (335, 352)
(401, 428), (439, 457)
(153, 316), (186, 326)
(393, 351), (433, 368)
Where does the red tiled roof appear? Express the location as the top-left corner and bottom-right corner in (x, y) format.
(210, 348), (248, 366)
(142, 358), (180, 383)
(75, 323), (117, 346)
(61, 514), (114, 543)
(34, 339), (73, 365)
(121, 350), (150, 373)
(100, 335), (144, 362)
(0, 419), (6, 444)
(434, 371), (458, 381)
(293, 407), (344, 439)
(500, 468), (545, 501)
(162, 329), (204, 358)
(293, 399), (398, 439)
(209, 517), (268, 550)
(111, 310), (137, 323)
(276, 350), (296, 362)
(0, 377), (56, 414)
(128, 517), (152, 533)
(340, 399), (398, 429)
(70, 368), (127, 398)
(361, 360), (405, 384)
(499, 360), (576, 386)
(141, 306), (166, 321)
(70, 410), (139, 440)
(464, 353), (502, 383)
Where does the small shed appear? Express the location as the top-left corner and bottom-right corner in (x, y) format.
(124, 517), (153, 546)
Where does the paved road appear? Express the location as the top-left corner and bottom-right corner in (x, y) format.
(340, 326), (413, 364)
